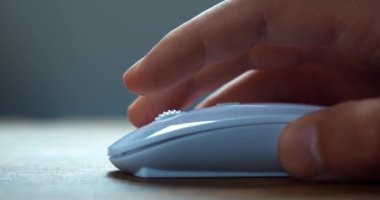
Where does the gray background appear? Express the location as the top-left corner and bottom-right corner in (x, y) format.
(0, 0), (220, 118)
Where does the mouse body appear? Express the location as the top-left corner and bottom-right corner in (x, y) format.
(108, 103), (322, 178)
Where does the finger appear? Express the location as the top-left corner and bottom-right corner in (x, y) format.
(128, 79), (198, 127)
(128, 52), (252, 127)
(279, 98), (380, 181)
(124, 0), (339, 95)
(128, 45), (307, 127)
(124, 0), (266, 94)
(197, 64), (335, 108)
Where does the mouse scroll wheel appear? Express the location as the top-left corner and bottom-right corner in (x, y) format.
(155, 110), (182, 121)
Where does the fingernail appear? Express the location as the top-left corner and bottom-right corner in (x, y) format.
(279, 122), (326, 179)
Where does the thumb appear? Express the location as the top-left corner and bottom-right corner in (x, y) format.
(278, 98), (380, 181)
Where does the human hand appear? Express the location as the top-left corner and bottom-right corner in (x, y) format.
(123, 0), (380, 181)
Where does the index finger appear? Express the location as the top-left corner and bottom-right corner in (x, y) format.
(123, 0), (266, 94)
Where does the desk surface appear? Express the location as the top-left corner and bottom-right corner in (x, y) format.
(0, 119), (379, 200)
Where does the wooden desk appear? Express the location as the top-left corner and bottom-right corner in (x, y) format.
(0, 119), (379, 200)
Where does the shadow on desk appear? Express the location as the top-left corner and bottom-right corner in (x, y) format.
(108, 170), (295, 188)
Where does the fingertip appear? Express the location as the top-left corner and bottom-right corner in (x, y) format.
(127, 98), (151, 128)
(127, 100), (139, 127)
(123, 58), (146, 94)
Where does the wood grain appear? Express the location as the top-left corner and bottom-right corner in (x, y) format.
(0, 119), (379, 200)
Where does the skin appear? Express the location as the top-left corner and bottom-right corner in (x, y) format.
(123, 0), (380, 181)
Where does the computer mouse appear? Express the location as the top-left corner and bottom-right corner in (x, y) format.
(108, 103), (323, 178)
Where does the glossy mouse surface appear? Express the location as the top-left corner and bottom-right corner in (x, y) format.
(108, 103), (323, 178)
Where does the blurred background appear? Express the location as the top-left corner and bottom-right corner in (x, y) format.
(0, 0), (220, 118)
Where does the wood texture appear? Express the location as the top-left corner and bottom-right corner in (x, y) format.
(0, 119), (379, 200)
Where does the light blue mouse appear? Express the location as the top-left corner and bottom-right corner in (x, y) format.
(108, 103), (322, 178)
